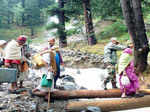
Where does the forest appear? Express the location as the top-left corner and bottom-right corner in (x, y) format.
(0, 0), (150, 72)
(1, 0), (150, 111)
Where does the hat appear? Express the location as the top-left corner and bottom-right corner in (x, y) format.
(111, 37), (118, 42)
(0, 40), (6, 46)
(126, 40), (132, 46)
(17, 35), (27, 41)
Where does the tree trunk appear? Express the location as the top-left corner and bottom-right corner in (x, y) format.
(30, 26), (34, 36)
(58, 0), (67, 48)
(120, 0), (149, 73)
(21, 0), (25, 25)
(82, 0), (97, 45)
(7, 14), (10, 24)
(131, 0), (149, 73)
(66, 95), (150, 112)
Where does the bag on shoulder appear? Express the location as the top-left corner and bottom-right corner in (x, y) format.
(121, 72), (130, 86)
(32, 54), (46, 69)
(41, 74), (53, 87)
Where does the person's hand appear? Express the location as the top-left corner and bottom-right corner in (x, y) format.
(5, 63), (10, 67)
(116, 41), (119, 45)
(22, 57), (26, 61)
(61, 62), (65, 66)
(48, 68), (56, 75)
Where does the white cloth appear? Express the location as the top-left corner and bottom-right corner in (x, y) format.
(121, 74), (130, 86)
(0, 40), (6, 46)
(36, 52), (54, 92)
(4, 40), (22, 60)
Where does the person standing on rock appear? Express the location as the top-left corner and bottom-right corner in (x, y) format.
(4, 35), (27, 92)
(45, 37), (64, 88)
(103, 37), (126, 90)
(31, 49), (57, 97)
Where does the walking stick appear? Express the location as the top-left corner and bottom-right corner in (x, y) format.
(47, 87), (50, 110)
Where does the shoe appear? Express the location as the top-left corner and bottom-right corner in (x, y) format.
(134, 93), (144, 98)
(113, 86), (118, 89)
(121, 93), (127, 98)
(104, 87), (107, 90)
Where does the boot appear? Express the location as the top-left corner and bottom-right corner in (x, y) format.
(104, 80), (108, 90)
(111, 80), (117, 89)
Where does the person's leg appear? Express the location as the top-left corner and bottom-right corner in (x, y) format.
(111, 64), (117, 88)
(111, 76), (117, 88)
(121, 88), (127, 98)
(54, 67), (60, 88)
(19, 80), (25, 88)
(11, 63), (20, 89)
(104, 63), (113, 90)
(104, 77), (110, 90)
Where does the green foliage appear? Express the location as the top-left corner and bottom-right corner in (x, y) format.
(91, 0), (122, 19)
(47, 3), (59, 16)
(13, 3), (24, 25)
(66, 28), (80, 36)
(98, 20), (127, 40)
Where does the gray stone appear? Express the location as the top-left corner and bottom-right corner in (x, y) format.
(81, 106), (101, 112)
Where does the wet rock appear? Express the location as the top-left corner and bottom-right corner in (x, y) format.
(81, 106), (101, 112)
(58, 75), (79, 90)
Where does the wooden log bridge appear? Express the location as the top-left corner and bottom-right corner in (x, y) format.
(66, 95), (150, 112)
(50, 89), (150, 100)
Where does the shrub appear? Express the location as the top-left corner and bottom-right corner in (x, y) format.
(98, 20), (127, 40)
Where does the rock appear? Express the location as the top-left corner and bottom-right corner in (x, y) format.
(61, 49), (104, 68)
(61, 75), (75, 83)
(81, 106), (101, 112)
(76, 69), (80, 74)
(47, 109), (54, 112)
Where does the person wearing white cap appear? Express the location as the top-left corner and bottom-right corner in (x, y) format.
(42, 37), (64, 88)
(103, 37), (127, 90)
(0, 40), (7, 67)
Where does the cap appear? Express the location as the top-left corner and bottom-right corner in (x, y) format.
(111, 37), (118, 42)
(47, 37), (55, 42)
(17, 35), (27, 41)
(0, 40), (6, 46)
